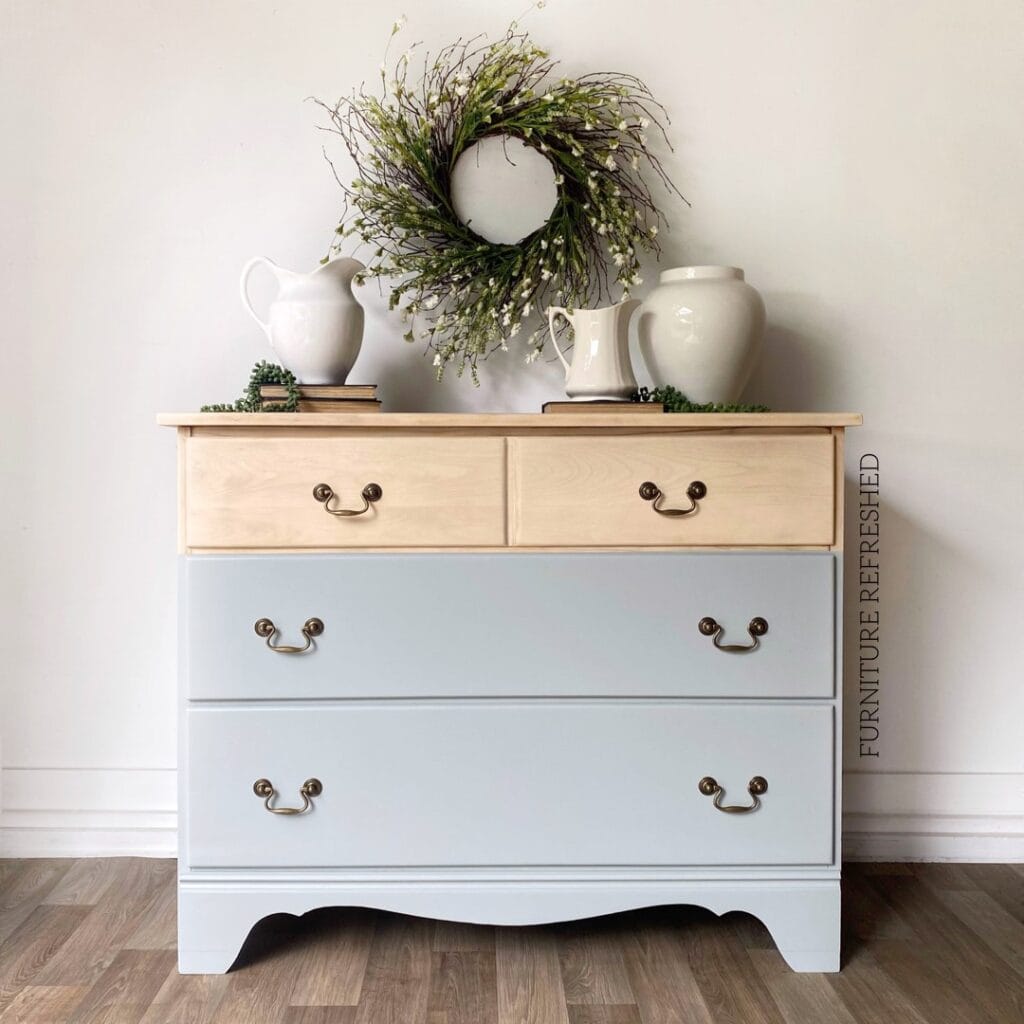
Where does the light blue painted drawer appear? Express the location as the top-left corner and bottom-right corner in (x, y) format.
(185, 703), (835, 868)
(184, 552), (835, 700)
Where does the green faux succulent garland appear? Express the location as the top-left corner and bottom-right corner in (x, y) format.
(634, 386), (769, 413)
(200, 361), (300, 412)
(318, 19), (683, 382)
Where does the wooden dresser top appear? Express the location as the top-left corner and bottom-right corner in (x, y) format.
(159, 412), (861, 430)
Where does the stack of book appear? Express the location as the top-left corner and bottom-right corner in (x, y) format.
(542, 400), (664, 414)
(260, 384), (381, 413)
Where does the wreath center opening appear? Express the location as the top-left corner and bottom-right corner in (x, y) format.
(450, 134), (559, 245)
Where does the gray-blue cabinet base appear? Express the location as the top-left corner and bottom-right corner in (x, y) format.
(178, 551), (842, 973)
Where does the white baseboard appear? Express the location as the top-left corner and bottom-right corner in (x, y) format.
(0, 820), (177, 857)
(0, 768), (176, 857)
(842, 819), (1024, 861)
(1, 768), (1021, 862)
(842, 770), (1024, 862)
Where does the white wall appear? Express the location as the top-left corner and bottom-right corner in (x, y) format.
(2, 0), (1022, 859)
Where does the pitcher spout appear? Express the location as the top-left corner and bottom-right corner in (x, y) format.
(316, 256), (365, 289)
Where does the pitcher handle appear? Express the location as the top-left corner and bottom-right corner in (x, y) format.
(546, 306), (572, 379)
(239, 256), (276, 338)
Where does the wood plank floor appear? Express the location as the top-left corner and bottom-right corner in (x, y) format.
(0, 860), (1021, 1023)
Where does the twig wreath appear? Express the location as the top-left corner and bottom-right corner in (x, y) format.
(318, 17), (684, 382)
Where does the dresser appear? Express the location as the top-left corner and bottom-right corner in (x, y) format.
(160, 410), (860, 973)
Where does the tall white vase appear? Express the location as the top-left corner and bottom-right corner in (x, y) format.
(638, 266), (765, 404)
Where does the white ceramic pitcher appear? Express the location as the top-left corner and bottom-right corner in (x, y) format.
(546, 300), (640, 400)
(240, 256), (365, 385)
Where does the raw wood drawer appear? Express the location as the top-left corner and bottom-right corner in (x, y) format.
(184, 552), (836, 701)
(186, 703), (835, 868)
(508, 434), (835, 546)
(184, 435), (506, 548)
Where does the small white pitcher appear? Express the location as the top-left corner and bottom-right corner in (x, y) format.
(240, 256), (365, 385)
(546, 300), (640, 400)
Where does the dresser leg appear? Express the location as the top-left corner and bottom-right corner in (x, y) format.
(746, 880), (841, 973)
(177, 887), (261, 974)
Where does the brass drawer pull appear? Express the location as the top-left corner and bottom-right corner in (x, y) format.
(253, 778), (322, 815)
(699, 775), (767, 813)
(698, 616), (768, 652)
(313, 482), (382, 517)
(639, 480), (706, 516)
(254, 617), (324, 654)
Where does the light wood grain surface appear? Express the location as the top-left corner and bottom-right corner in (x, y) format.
(0, 859), (1020, 1023)
(509, 434), (835, 547)
(185, 435), (507, 549)
(159, 412), (863, 430)
(178, 427), (844, 552)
